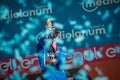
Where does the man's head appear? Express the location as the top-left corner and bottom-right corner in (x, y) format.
(46, 19), (52, 27)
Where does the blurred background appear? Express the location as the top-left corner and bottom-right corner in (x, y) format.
(0, 0), (120, 80)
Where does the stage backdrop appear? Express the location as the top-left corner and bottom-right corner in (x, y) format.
(0, 0), (120, 80)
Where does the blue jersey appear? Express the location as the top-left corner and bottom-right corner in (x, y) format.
(36, 29), (67, 80)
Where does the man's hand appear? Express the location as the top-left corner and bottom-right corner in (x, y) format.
(46, 54), (58, 65)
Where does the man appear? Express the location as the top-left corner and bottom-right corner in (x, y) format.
(36, 19), (67, 80)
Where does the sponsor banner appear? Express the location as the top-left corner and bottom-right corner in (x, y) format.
(66, 43), (120, 69)
(0, 55), (41, 78)
(0, 43), (120, 78)
(86, 59), (120, 80)
(67, 59), (120, 80)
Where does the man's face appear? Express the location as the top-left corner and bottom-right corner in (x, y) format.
(46, 20), (52, 26)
